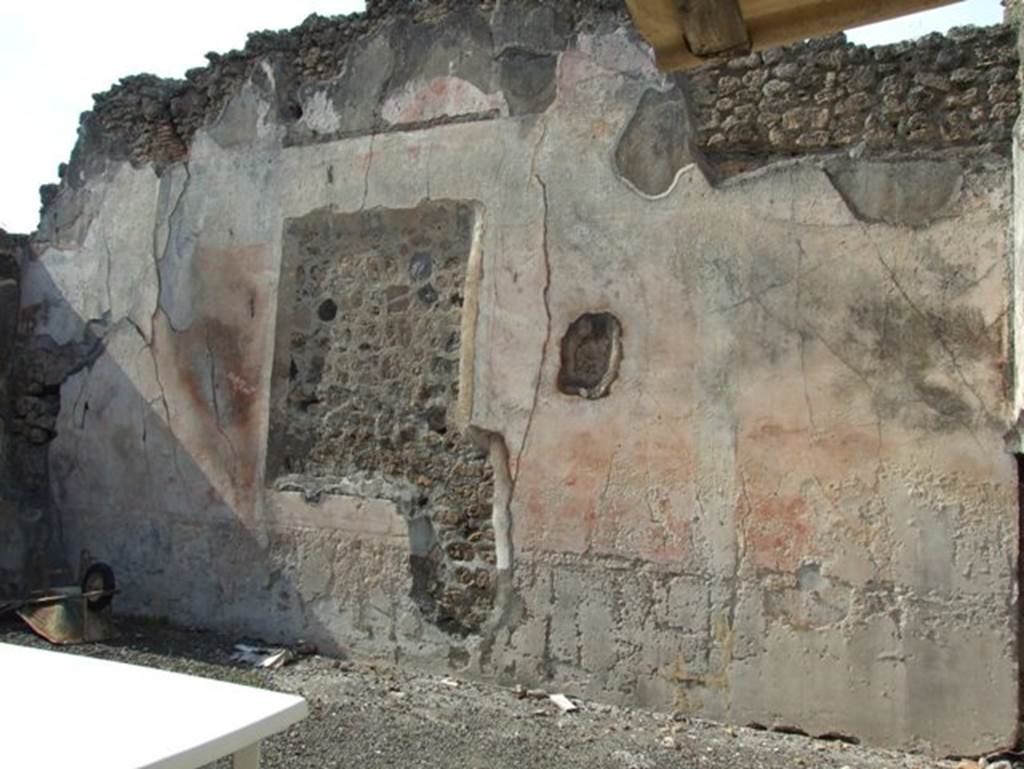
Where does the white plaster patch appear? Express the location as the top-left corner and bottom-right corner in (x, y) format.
(381, 76), (506, 126)
(258, 60), (276, 91)
(300, 90), (343, 135)
(269, 490), (406, 541)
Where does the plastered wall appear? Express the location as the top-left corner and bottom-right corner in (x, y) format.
(10, 4), (1021, 754)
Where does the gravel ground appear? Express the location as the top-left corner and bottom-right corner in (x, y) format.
(0, 617), (1001, 769)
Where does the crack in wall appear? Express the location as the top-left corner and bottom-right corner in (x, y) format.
(701, 246), (889, 489)
(867, 231), (994, 445)
(795, 240), (818, 437)
(123, 313), (186, 485)
(101, 230), (114, 327)
(706, 256), (874, 390)
(153, 163), (191, 340)
(135, 164), (192, 484)
(17, 14), (1015, 751)
(360, 133), (376, 210)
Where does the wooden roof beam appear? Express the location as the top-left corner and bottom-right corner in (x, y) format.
(680, 0), (751, 58)
(626, 0), (963, 72)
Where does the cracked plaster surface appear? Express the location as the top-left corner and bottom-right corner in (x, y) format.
(20, 23), (1020, 757)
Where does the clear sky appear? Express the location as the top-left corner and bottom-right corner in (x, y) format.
(0, 0), (1005, 233)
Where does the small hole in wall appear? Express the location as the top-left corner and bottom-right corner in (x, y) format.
(317, 298), (338, 321)
(418, 284), (438, 305)
(557, 312), (623, 399)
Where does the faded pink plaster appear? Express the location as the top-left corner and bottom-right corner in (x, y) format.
(154, 244), (272, 520)
(381, 76), (506, 126)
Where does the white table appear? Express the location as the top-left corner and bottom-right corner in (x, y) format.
(0, 642), (308, 768)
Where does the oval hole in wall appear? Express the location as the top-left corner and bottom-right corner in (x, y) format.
(557, 312), (623, 400)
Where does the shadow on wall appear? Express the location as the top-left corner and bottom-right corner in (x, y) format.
(11, 193), (500, 658)
(0, 231), (54, 598)
(9, 255), (352, 650)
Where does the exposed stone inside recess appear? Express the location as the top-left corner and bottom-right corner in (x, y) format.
(557, 312), (623, 399)
(271, 202), (494, 635)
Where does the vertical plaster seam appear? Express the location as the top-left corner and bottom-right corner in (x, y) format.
(511, 121), (552, 496)
(489, 433), (513, 572)
(456, 205), (486, 430)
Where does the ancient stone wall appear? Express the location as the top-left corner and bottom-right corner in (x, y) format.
(1007, 0), (1024, 26)
(0, 230), (24, 596)
(59, 5), (1017, 189)
(10, 2), (1022, 756)
(0, 231), (66, 597)
(59, 1), (628, 188)
(689, 25), (1019, 178)
(0, 231), (22, 402)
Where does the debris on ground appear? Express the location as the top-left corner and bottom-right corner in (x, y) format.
(230, 638), (318, 668)
(514, 684), (553, 700)
(549, 693), (578, 713)
(0, 617), (1012, 769)
(231, 644), (294, 669)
